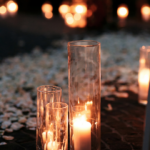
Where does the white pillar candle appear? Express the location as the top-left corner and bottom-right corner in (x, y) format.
(73, 116), (91, 150)
(138, 68), (150, 101)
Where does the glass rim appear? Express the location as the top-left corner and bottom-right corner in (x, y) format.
(46, 102), (68, 110)
(68, 40), (100, 47)
(37, 85), (62, 93)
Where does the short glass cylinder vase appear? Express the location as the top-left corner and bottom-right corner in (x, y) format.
(36, 85), (62, 150)
(45, 102), (68, 150)
(68, 40), (101, 150)
(138, 46), (150, 105)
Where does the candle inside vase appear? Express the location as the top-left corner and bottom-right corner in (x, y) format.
(73, 115), (91, 150)
(138, 68), (150, 104)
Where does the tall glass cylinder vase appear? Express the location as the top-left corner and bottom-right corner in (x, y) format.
(36, 85), (62, 150)
(68, 40), (101, 150)
(138, 46), (150, 105)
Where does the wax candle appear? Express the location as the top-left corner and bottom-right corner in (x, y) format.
(138, 68), (150, 104)
(73, 116), (91, 150)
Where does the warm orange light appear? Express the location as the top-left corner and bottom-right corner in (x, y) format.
(141, 5), (150, 15)
(0, 6), (7, 15)
(74, 13), (81, 20)
(117, 5), (129, 19)
(75, 5), (83, 13)
(59, 4), (70, 14)
(44, 12), (53, 19)
(41, 3), (53, 14)
(78, 19), (87, 28)
(138, 69), (149, 84)
(65, 13), (73, 19)
(75, 4), (87, 14)
(66, 16), (74, 25)
(87, 10), (93, 17)
(7, 1), (18, 13)
(141, 5), (150, 21)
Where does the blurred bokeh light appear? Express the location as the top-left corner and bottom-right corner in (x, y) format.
(7, 1), (18, 15)
(117, 5), (129, 19)
(141, 5), (150, 21)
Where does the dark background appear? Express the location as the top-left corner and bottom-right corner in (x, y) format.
(5, 0), (150, 16)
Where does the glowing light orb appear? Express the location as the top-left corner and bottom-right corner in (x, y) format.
(74, 13), (81, 20)
(141, 5), (150, 15)
(75, 5), (84, 13)
(44, 12), (53, 19)
(117, 5), (129, 19)
(0, 6), (7, 14)
(41, 3), (53, 14)
(59, 4), (70, 14)
(7, 1), (18, 13)
(66, 16), (74, 25)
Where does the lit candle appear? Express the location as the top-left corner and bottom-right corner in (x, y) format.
(141, 5), (150, 22)
(73, 116), (91, 150)
(117, 5), (129, 27)
(42, 131), (46, 143)
(138, 68), (150, 104)
(42, 131), (53, 144)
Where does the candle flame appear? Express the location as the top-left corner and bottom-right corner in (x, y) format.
(117, 5), (129, 19)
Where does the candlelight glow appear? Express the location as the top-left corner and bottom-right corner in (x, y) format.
(44, 12), (53, 19)
(87, 10), (93, 17)
(117, 5), (129, 19)
(7, 1), (18, 13)
(66, 15), (74, 24)
(141, 5), (150, 15)
(141, 5), (150, 21)
(78, 19), (87, 28)
(41, 3), (53, 14)
(59, 4), (70, 14)
(74, 13), (81, 20)
(0, 6), (7, 15)
(75, 4), (87, 14)
(140, 59), (145, 65)
(75, 5), (83, 13)
(138, 69), (149, 84)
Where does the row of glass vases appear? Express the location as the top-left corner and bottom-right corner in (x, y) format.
(36, 40), (101, 150)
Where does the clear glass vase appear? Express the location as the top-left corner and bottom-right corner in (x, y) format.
(45, 102), (68, 150)
(138, 46), (150, 105)
(36, 85), (62, 150)
(68, 40), (101, 150)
